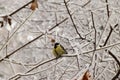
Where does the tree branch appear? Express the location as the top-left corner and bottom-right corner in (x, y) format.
(63, 0), (84, 39)
(9, 0), (33, 16)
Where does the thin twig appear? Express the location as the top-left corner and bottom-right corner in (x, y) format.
(106, 50), (120, 67)
(106, 50), (120, 80)
(63, 0), (83, 39)
(5, 32), (9, 56)
(9, 0), (33, 16)
(106, 0), (110, 18)
(48, 18), (68, 31)
(91, 11), (96, 50)
(102, 24), (118, 47)
(91, 11), (97, 78)
(82, 0), (91, 7)
(112, 69), (120, 80)
(76, 56), (80, 70)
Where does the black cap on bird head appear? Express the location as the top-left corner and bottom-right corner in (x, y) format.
(54, 43), (59, 48)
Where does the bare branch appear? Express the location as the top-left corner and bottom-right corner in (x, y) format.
(63, 0), (84, 39)
(106, 50), (120, 67)
(102, 24), (118, 47)
(82, 0), (91, 7)
(91, 11), (96, 50)
(106, 50), (120, 80)
(106, 0), (110, 18)
(9, 0), (33, 16)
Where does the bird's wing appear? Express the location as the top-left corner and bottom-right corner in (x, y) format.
(60, 44), (68, 54)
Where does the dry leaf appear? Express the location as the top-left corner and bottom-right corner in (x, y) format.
(81, 70), (91, 80)
(1, 15), (12, 27)
(30, 0), (38, 10)
(47, 35), (56, 43)
(51, 39), (55, 43)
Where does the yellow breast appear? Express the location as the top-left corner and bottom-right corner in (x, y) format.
(52, 45), (65, 57)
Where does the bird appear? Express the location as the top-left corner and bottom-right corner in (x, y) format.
(52, 43), (68, 58)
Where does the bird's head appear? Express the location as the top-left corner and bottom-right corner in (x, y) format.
(54, 43), (59, 48)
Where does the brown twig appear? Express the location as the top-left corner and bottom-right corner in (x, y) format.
(106, 50), (120, 67)
(91, 11), (96, 50)
(102, 24), (118, 47)
(91, 11), (97, 78)
(106, 50), (120, 80)
(106, 0), (110, 18)
(0, 17), (68, 62)
(9, 0), (33, 16)
(82, 0), (91, 7)
(112, 69), (120, 80)
(63, 0), (84, 39)
(76, 56), (80, 70)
